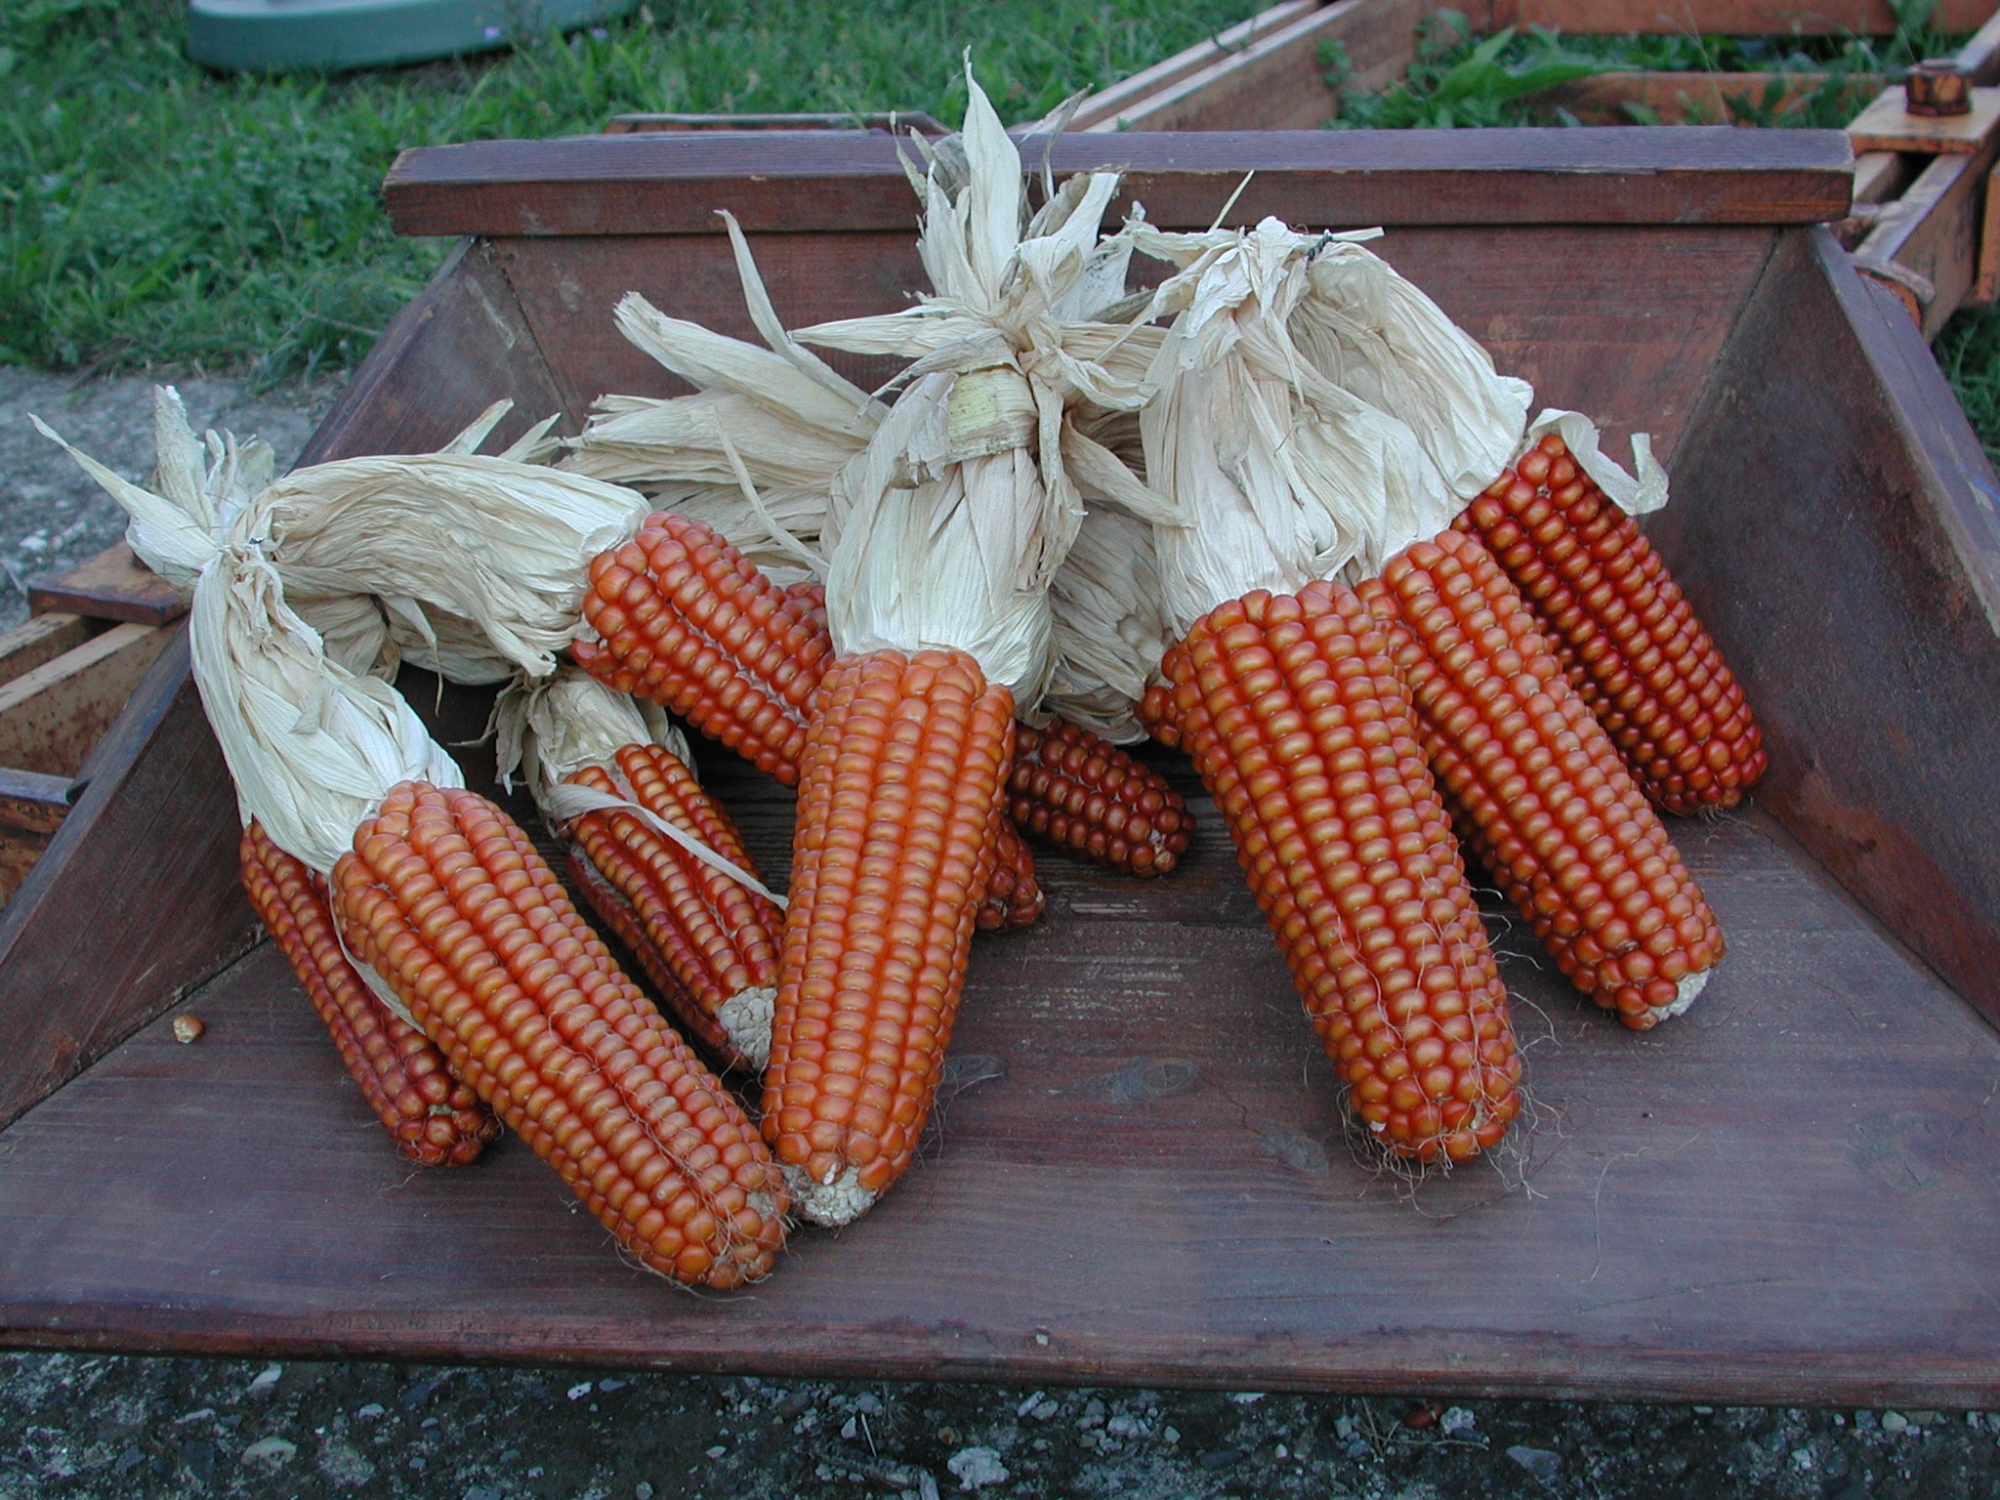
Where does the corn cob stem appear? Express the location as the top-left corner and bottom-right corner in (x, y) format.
(765, 649), (1014, 1223)
(1455, 434), (1765, 815)
(241, 820), (501, 1166)
(1163, 583), (1521, 1163)
(1359, 530), (1724, 1029)
(561, 742), (783, 1070)
(333, 782), (788, 1287)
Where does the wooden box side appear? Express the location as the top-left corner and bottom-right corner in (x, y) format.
(1652, 224), (2000, 1023)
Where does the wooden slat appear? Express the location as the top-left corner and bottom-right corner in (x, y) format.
(28, 542), (184, 628)
(0, 769), (71, 908)
(1851, 141), (1998, 337)
(1852, 149), (1914, 205)
(1977, 157), (2000, 301)
(0, 623), (169, 780)
(1956, 5), (2000, 86)
(12, 789), (2000, 1405)
(0, 615), (94, 691)
(604, 112), (946, 135)
(1068, 0), (1320, 129)
(1538, 70), (1880, 125)
(382, 129), (1855, 239)
(0, 630), (255, 1131)
(1650, 225), (2000, 1027)
(1073, 0), (1420, 132)
(1848, 85), (2000, 156)
(1482, 0), (1993, 32)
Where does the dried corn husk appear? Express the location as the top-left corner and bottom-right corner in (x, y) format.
(795, 71), (1161, 699)
(31, 393), (460, 882)
(1045, 504), (1173, 744)
(1131, 217), (1457, 634)
(1520, 408), (1669, 516)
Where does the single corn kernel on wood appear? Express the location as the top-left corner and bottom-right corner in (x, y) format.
(576, 514), (1184, 889)
(1360, 529), (1725, 1031)
(331, 782), (788, 1288)
(1164, 582), (1522, 1164)
(1009, 718), (1191, 876)
(1455, 434), (1766, 815)
(765, 648), (1014, 1224)
(241, 819), (499, 1166)
(563, 741), (782, 1070)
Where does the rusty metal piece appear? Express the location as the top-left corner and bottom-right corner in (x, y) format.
(1907, 61), (1973, 117)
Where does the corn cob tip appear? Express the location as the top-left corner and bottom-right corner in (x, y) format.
(1636, 968), (1709, 1029)
(720, 986), (775, 1069)
(783, 1162), (876, 1227)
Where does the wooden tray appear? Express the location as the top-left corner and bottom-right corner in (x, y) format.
(7, 129), (2000, 1406)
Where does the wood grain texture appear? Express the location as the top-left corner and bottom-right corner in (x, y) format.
(1478, 0), (1993, 32)
(1069, 0), (1321, 129)
(1853, 146), (1997, 336)
(7, 778), (2000, 1405)
(0, 769), (70, 908)
(1649, 225), (2000, 1027)
(0, 623), (168, 780)
(0, 630), (256, 1131)
(28, 542), (185, 627)
(0, 615), (94, 690)
(1848, 85), (2000, 156)
(382, 129), (1853, 239)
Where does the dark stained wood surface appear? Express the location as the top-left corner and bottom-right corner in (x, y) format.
(6, 771), (2000, 1406)
(1652, 225), (2000, 1029)
(382, 129), (1854, 240)
(28, 542), (186, 627)
(0, 630), (257, 1131)
(1473, 0), (1994, 31)
(0, 768), (71, 908)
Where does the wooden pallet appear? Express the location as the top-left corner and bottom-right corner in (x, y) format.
(12, 129), (2000, 1405)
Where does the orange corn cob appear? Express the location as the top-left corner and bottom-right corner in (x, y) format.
(240, 820), (500, 1166)
(575, 513), (1186, 885)
(332, 782), (788, 1287)
(1009, 718), (1191, 876)
(1454, 434), (1765, 814)
(1359, 530), (1724, 1030)
(765, 648), (1014, 1223)
(1163, 582), (1521, 1163)
(1138, 645), (1188, 750)
(562, 741), (782, 1072)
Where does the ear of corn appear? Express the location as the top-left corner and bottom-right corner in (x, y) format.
(1164, 582), (1521, 1163)
(241, 819), (500, 1166)
(1359, 530), (1724, 1030)
(577, 513), (1187, 887)
(1455, 433), (1765, 815)
(766, 649), (1014, 1223)
(334, 782), (789, 1287)
(563, 742), (783, 1069)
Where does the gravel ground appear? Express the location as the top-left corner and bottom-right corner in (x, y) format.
(6, 374), (2000, 1500)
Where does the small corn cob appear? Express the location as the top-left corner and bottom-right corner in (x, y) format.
(332, 782), (788, 1287)
(1008, 718), (1191, 876)
(765, 649), (1014, 1223)
(1163, 582), (1521, 1163)
(983, 822), (1047, 931)
(1454, 434), (1765, 815)
(1358, 530), (1725, 1030)
(575, 513), (1185, 884)
(241, 820), (500, 1166)
(1138, 643), (1189, 750)
(563, 741), (782, 1071)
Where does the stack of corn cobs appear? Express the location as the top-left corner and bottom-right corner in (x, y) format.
(38, 77), (1764, 1286)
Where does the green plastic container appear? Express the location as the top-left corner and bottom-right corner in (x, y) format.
(187, 0), (636, 72)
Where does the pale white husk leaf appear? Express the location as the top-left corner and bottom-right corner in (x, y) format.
(491, 664), (691, 808)
(1045, 503), (1172, 743)
(1522, 408), (1669, 516)
(33, 392), (461, 877)
(1132, 217), (1459, 635)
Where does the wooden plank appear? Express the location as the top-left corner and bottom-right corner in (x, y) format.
(27, 542), (184, 628)
(1537, 70), (1880, 125)
(1650, 225), (2000, 1028)
(1852, 141), (1996, 337)
(1978, 156), (2000, 301)
(12, 794), (2000, 1405)
(1489, 0), (1993, 32)
(382, 129), (1855, 239)
(0, 615), (94, 691)
(0, 623), (169, 780)
(0, 629), (256, 1131)
(0, 769), (71, 908)
(1068, 0), (1320, 129)
(1852, 149), (1914, 204)
(604, 112), (946, 135)
(1848, 84), (2000, 156)
(1073, 0), (1421, 133)
(1956, 5), (2000, 85)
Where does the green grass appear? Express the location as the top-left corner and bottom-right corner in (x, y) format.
(0, 0), (1268, 381)
(1327, 6), (1963, 129)
(1936, 309), (2000, 463)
